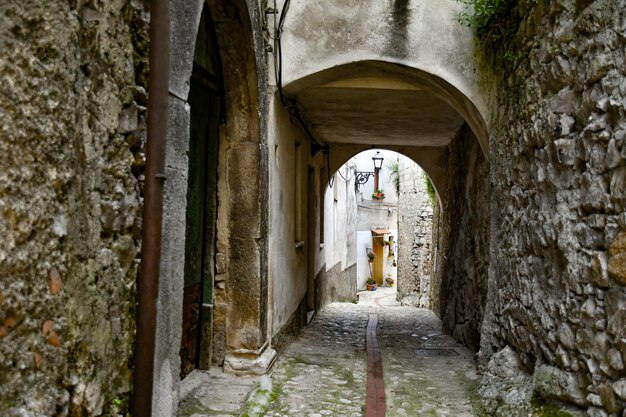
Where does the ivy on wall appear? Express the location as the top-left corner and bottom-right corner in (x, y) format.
(456, 0), (529, 67)
(456, 0), (519, 41)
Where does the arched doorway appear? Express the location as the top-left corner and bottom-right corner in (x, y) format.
(179, 5), (222, 378)
(288, 60), (489, 359)
(152, 0), (270, 415)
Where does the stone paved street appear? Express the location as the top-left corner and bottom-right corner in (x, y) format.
(179, 287), (484, 416)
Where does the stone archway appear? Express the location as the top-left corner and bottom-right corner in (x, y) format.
(290, 59), (491, 358)
(152, 1), (270, 415)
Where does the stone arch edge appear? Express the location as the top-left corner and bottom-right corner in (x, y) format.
(152, 0), (271, 416)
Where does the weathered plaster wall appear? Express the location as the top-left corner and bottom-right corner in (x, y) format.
(268, 96), (309, 336)
(0, 0), (149, 414)
(479, 1), (626, 415)
(280, 0), (491, 148)
(317, 165), (358, 305)
(431, 124), (490, 354)
(397, 157), (434, 307)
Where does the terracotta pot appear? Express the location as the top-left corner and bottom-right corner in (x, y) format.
(366, 284), (374, 291)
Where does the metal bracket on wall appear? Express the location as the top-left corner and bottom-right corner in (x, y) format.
(355, 171), (375, 190)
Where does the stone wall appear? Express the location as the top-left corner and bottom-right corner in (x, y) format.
(479, 1), (626, 415)
(431, 124), (490, 353)
(397, 157), (434, 307)
(0, 0), (149, 415)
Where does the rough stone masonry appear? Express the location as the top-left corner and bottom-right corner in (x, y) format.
(397, 156), (434, 308)
(0, 0), (149, 414)
(479, 0), (626, 415)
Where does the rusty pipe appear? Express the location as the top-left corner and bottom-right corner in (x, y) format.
(131, 0), (170, 415)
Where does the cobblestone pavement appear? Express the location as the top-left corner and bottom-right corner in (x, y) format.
(372, 289), (483, 416)
(178, 287), (484, 417)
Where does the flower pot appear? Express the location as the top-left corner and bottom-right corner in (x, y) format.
(367, 283), (375, 291)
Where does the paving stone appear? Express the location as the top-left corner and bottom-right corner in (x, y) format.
(180, 287), (483, 416)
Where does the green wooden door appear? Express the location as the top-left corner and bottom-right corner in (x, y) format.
(180, 8), (222, 379)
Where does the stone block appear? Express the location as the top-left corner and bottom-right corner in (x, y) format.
(555, 138), (577, 165)
(227, 143), (263, 239)
(610, 167), (626, 205)
(154, 166), (188, 417)
(608, 231), (626, 284)
(534, 365), (587, 406)
(591, 252), (610, 287)
(607, 311), (626, 339)
(165, 96), (191, 171)
(599, 383), (619, 413)
(558, 323), (576, 349)
(608, 348), (624, 371)
(169, 0), (204, 100)
(613, 379), (626, 400)
(117, 102), (139, 134)
(606, 138), (622, 169)
(226, 237), (265, 350)
(223, 346), (277, 376)
(550, 87), (580, 113)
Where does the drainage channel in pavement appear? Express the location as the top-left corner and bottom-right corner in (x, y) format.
(366, 306), (386, 417)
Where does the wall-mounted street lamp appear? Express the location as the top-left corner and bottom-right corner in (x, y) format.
(355, 151), (384, 190)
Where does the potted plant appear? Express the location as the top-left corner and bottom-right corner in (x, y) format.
(372, 189), (385, 200)
(366, 278), (376, 291)
(366, 248), (375, 262)
(385, 275), (395, 287)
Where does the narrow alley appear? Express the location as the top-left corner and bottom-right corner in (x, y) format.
(178, 287), (482, 417)
(3, 1), (625, 416)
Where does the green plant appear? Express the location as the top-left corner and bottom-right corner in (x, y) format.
(372, 188), (385, 199)
(456, 0), (518, 40)
(386, 160), (400, 196)
(423, 173), (436, 206)
(530, 394), (574, 417)
(367, 278), (375, 285)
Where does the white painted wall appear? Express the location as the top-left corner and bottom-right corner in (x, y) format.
(354, 150), (399, 289)
(355, 149), (400, 205)
(323, 163), (358, 272)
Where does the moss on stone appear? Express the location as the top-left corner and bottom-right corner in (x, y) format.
(530, 394), (574, 417)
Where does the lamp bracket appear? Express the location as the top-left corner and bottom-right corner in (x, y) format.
(355, 171), (375, 190)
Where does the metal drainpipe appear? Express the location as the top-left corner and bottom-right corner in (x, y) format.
(131, 0), (170, 415)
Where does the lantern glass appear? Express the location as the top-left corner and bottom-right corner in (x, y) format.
(372, 151), (384, 170)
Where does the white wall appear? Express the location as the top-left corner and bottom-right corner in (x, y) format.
(355, 149), (400, 205)
(354, 150), (399, 289)
(320, 163), (358, 278)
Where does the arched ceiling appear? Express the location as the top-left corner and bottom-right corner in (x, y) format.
(284, 61), (488, 200)
(294, 75), (465, 148)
